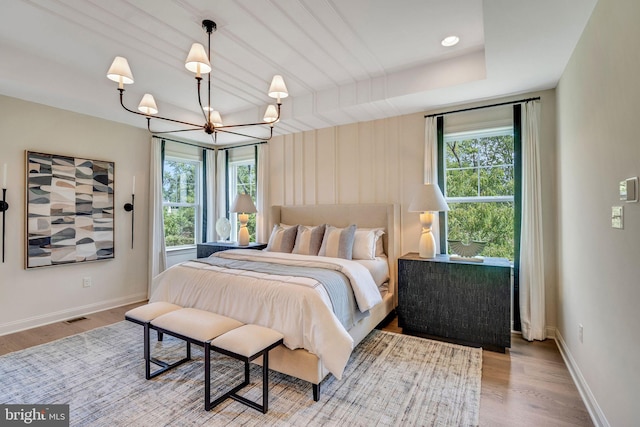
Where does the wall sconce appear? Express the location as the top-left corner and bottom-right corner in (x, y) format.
(123, 176), (135, 249)
(1, 164), (8, 263)
(1, 188), (7, 263)
(408, 183), (449, 258)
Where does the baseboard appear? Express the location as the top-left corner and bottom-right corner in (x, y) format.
(0, 293), (148, 336)
(554, 329), (610, 427)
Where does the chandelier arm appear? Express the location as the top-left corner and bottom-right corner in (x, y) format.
(119, 88), (204, 129)
(146, 115), (203, 135)
(215, 126), (274, 141)
(215, 121), (275, 130)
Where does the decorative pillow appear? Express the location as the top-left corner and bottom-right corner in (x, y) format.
(353, 228), (385, 260)
(318, 224), (357, 259)
(265, 224), (297, 253)
(292, 224), (326, 256)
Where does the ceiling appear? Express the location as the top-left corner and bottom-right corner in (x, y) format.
(0, 0), (598, 145)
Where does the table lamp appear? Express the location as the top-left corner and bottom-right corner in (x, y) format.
(230, 193), (257, 246)
(408, 184), (449, 258)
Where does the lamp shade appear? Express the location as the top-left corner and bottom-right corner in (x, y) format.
(230, 193), (257, 214)
(138, 94), (158, 115)
(185, 43), (212, 75)
(209, 110), (223, 127)
(107, 56), (134, 85)
(408, 184), (449, 213)
(263, 105), (278, 123)
(268, 75), (288, 100)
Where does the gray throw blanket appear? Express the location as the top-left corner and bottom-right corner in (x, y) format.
(194, 257), (369, 330)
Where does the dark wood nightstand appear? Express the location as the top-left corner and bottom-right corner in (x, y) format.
(196, 242), (267, 258)
(397, 253), (511, 352)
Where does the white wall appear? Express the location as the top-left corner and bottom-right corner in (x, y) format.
(267, 89), (558, 331)
(556, 0), (640, 425)
(0, 95), (150, 335)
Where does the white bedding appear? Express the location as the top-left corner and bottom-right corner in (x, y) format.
(149, 249), (383, 379)
(354, 256), (390, 289)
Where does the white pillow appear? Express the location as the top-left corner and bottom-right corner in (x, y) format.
(292, 224), (326, 256)
(318, 224), (357, 259)
(353, 228), (385, 260)
(265, 224), (297, 253)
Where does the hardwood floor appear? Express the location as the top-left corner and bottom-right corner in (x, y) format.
(1, 304), (593, 426)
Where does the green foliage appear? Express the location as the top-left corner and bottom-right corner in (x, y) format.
(163, 159), (198, 247)
(164, 206), (196, 246)
(447, 202), (514, 259)
(444, 133), (515, 261)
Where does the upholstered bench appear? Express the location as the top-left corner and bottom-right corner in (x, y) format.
(205, 324), (284, 414)
(125, 302), (184, 379)
(148, 308), (244, 380)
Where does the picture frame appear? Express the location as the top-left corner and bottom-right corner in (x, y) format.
(25, 151), (115, 268)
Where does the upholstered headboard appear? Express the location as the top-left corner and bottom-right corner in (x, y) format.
(269, 204), (400, 306)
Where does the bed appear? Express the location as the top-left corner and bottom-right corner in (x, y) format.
(149, 203), (400, 400)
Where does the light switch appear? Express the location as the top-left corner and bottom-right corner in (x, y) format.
(612, 206), (623, 229)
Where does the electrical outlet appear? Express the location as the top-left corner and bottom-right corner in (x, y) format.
(82, 277), (92, 288)
(578, 324), (583, 343)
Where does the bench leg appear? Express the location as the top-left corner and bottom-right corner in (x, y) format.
(262, 351), (269, 413)
(205, 348), (272, 413)
(144, 323), (191, 380)
(313, 383), (320, 402)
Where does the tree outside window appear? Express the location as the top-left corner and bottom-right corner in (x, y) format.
(162, 158), (200, 247)
(444, 127), (515, 261)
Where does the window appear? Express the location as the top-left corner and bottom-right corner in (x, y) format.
(443, 127), (515, 260)
(163, 157), (201, 248)
(227, 147), (257, 243)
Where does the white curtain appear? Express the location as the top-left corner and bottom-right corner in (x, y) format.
(424, 116), (442, 253)
(205, 149), (217, 242)
(256, 144), (269, 243)
(519, 100), (546, 341)
(148, 138), (166, 298)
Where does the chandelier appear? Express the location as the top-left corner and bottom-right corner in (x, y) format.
(106, 19), (288, 143)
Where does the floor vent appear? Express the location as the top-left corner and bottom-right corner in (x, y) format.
(65, 316), (87, 324)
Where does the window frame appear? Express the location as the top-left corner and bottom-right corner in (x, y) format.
(438, 121), (517, 261)
(443, 126), (515, 205)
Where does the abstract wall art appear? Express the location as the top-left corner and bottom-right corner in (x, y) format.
(26, 151), (115, 268)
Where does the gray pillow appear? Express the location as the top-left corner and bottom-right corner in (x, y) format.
(265, 224), (297, 253)
(318, 224), (357, 259)
(292, 224), (326, 256)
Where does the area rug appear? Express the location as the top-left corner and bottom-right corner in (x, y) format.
(0, 321), (481, 426)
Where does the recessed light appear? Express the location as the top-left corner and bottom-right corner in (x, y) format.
(441, 36), (460, 47)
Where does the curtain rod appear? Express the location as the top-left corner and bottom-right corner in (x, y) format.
(424, 96), (541, 118)
(152, 135), (267, 151)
